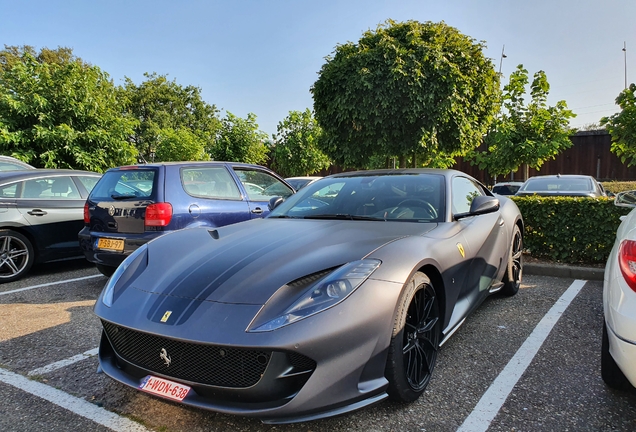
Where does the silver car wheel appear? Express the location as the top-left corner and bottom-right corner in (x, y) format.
(0, 230), (34, 283)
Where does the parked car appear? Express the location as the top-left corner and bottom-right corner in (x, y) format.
(0, 155), (35, 171)
(79, 162), (294, 276)
(492, 181), (524, 196)
(0, 169), (102, 283)
(515, 174), (607, 198)
(284, 176), (322, 191)
(94, 168), (523, 423)
(602, 190), (636, 391)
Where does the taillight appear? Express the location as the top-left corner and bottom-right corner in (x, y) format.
(618, 239), (636, 292)
(145, 202), (173, 227)
(83, 202), (90, 224)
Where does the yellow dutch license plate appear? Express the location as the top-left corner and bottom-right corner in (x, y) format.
(96, 238), (125, 252)
(139, 375), (191, 402)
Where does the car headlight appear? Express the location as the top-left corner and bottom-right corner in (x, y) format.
(101, 244), (148, 307)
(249, 259), (381, 332)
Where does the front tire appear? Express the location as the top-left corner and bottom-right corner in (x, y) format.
(385, 272), (441, 402)
(501, 224), (523, 296)
(0, 229), (35, 283)
(601, 321), (632, 390)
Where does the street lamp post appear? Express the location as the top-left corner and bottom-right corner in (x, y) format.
(624, 42), (627, 89)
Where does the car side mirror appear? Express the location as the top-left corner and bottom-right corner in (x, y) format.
(455, 196), (500, 220)
(268, 196), (284, 211)
(614, 190), (636, 208)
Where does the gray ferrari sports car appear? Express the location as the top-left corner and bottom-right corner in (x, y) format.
(95, 168), (523, 423)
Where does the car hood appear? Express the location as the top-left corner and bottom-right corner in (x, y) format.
(129, 218), (437, 306)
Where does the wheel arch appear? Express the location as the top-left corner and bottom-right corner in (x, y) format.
(416, 264), (446, 336)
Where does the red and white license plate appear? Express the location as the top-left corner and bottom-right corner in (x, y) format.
(139, 375), (191, 402)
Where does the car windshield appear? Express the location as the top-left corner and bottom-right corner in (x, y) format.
(520, 177), (592, 192)
(269, 173), (445, 222)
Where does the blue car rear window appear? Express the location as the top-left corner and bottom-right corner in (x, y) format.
(90, 169), (156, 200)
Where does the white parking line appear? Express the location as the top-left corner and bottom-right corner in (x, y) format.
(0, 274), (103, 296)
(0, 367), (150, 432)
(457, 279), (587, 432)
(28, 347), (99, 376)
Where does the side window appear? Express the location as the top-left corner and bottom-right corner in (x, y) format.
(181, 167), (241, 200)
(233, 169), (294, 200)
(452, 176), (483, 215)
(23, 177), (81, 199)
(0, 182), (18, 198)
(76, 176), (100, 194)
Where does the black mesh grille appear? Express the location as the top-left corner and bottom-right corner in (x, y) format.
(287, 352), (317, 371)
(102, 321), (271, 388)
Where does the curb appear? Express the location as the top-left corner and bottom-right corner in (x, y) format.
(524, 262), (604, 281)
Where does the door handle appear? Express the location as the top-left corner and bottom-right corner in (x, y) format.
(251, 207), (263, 215)
(27, 209), (47, 216)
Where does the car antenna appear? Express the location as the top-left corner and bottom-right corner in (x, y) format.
(137, 155), (148, 164)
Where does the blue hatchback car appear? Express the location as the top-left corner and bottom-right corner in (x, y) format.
(79, 161), (294, 276)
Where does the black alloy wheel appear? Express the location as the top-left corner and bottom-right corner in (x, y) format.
(386, 272), (441, 401)
(502, 224), (523, 296)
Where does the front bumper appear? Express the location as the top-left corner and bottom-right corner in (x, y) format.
(95, 277), (403, 423)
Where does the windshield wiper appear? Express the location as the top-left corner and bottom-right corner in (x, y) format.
(303, 214), (383, 221)
(267, 215), (301, 219)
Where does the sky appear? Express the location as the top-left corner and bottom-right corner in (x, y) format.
(1, 0), (635, 137)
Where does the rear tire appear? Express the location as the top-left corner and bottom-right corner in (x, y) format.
(0, 229), (34, 283)
(385, 272), (441, 402)
(601, 321), (632, 390)
(501, 224), (522, 296)
(96, 264), (116, 277)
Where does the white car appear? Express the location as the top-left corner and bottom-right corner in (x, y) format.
(602, 190), (636, 390)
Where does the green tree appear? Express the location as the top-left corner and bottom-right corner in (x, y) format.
(469, 65), (576, 180)
(211, 112), (269, 164)
(155, 128), (209, 162)
(312, 20), (500, 169)
(120, 72), (220, 162)
(0, 45), (86, 72)
(0, 53), (137, 171)
(601, 83), (636, 166)
(270, 109), (330, 177)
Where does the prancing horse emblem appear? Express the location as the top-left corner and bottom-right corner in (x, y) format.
(160, 348), (171, 367)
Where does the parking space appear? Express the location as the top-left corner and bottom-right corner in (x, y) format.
(1, 264), (635, 431)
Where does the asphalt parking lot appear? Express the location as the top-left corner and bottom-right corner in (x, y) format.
(1, 260), (635, 432)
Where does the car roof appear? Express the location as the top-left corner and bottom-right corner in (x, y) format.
(0, 155), (35, 168)
(0, 169), (100, 184)
(524, 174), (596, 180)
(285, 176), (322, 181)
(108, 161), (269, 170)
(493, 181), (524, 186)
(328, 168), (468, 178)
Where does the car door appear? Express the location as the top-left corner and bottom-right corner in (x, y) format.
(232, 168), (294, 219)
(16, 175), (87, 260)
(451, 176), (507, 309)
(175, 165), (252, 229)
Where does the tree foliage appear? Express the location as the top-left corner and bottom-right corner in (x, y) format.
(311, 20), (500, 169)
(119, 72), (220, 162)
(270, 109), (330, 177)
(0, 45), (86, 72)
(469, 65), (576, 179)
(211, 112), (269, 165)
(0, 52), (137, 171)
(601, 83), (636, 166)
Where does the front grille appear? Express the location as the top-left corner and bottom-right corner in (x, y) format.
(102, 321), (271, 388)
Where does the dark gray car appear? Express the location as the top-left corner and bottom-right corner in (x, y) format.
(0, 169), (101, 282)
(94, 168), (523, 423)
(516, 174), (607, 198)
